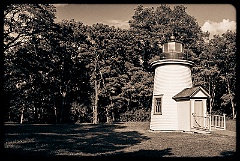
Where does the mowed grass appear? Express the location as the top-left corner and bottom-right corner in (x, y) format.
(4, 120), (236, 159)
(226, 118), (236, 132)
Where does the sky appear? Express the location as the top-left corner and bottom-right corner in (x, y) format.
(53, 4), (236, 39)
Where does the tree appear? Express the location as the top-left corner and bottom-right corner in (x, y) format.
(191, 31), (220, 113)
(76, 22), (154, 123)
(48, 19), (93, 123)
(216, 31), (236, 119)
(3, 4), (56, 53)
(82, 24), (130, 123)
(129, 4), (205, 61)
(4, 4), (57, 123)
(192, 31), (236, 118)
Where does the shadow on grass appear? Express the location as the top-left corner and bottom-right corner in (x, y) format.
(110, 148), (173, 157)
(4, 123), (170, 158)
(219, 150), (236, 157)
(4, 148), (174, 160)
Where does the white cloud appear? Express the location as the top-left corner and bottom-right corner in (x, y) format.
(106, 20), (130, 29)
(201, 19), (236, 39)
(52, 4), (68, 8)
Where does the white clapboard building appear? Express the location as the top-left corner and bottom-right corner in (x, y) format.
(150, 36), (212, 132)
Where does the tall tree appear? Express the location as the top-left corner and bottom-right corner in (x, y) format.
(192, 31), (236, 118)
(82, 23), (130, 123)
(129, 4), (205, 61)
(215, 31), (236, 118)
(47, 19), (92, 123)
(4, 4), (57, 123)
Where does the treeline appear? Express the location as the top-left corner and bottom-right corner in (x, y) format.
(3, 4), (236, 124)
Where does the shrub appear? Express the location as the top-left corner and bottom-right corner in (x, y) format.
(119, 109), (150, 122)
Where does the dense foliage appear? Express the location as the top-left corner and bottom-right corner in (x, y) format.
(192, 31), (237, 118)
(3, 4), (237, 124)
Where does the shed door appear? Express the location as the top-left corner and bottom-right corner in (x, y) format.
(194, 100), (204, 128)
(194, 100), (203, 116)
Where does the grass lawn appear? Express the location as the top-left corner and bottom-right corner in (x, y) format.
(3, 120), (236, 159)
(225, 118), (236, 132)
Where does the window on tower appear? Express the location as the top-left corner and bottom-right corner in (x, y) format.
(154, 95), (163, 114)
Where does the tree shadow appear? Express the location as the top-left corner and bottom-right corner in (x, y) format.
(219, 150), (236, 157)
(4, 123), (156, 158)
(4, 148), (174, 160)
(110, 148), (173, 157)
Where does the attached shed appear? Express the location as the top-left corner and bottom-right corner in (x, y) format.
(172, 86), (211, 132)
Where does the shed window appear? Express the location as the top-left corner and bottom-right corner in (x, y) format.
(154, 95), (162, 114)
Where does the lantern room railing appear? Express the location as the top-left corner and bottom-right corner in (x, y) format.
(160, 52), (188, 60)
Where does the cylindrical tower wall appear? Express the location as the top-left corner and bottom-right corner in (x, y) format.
(150, 61), (193, 131)
(153, 64), (192, 95)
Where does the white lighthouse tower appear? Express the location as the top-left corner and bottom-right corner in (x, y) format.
(150, 35), (194, 131)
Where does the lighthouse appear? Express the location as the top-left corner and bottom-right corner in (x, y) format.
(150, 35), (211, 132)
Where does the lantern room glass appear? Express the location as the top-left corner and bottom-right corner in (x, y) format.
(161, 40), (187, 60)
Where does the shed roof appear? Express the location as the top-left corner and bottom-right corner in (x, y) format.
(172, 86), (211, 101)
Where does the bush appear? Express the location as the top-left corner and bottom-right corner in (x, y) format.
(119, 109), (150, 122)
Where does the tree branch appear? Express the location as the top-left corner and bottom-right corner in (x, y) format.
(4, 33), (22, 51)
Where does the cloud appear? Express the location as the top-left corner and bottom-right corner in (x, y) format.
(201, 19), (236, 39)
(106, 20), (130, 29)
(52, 4), (68, 8)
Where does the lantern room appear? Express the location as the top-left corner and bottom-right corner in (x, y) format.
(160, 36), (186, 60)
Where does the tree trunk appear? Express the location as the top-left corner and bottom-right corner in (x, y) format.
(33, 106), (38, 122)
(210, 83), (216, 114)
(209, 76), (212, 112)
(53, 83), (58, 124)
(106, 94), (114, 124)
(93, 79), (98, 124)
(59, 84), (67, 124)
(92, 53), (99, 124)
(112, 111), (115, 122)
(106, 107), (110, 123)
(226, 80), (235, 119)
(54, 103), (57, 124)
(60, 96), (65, 124)
(20, 106), (24, 124)
(8, 111), (11, 122)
